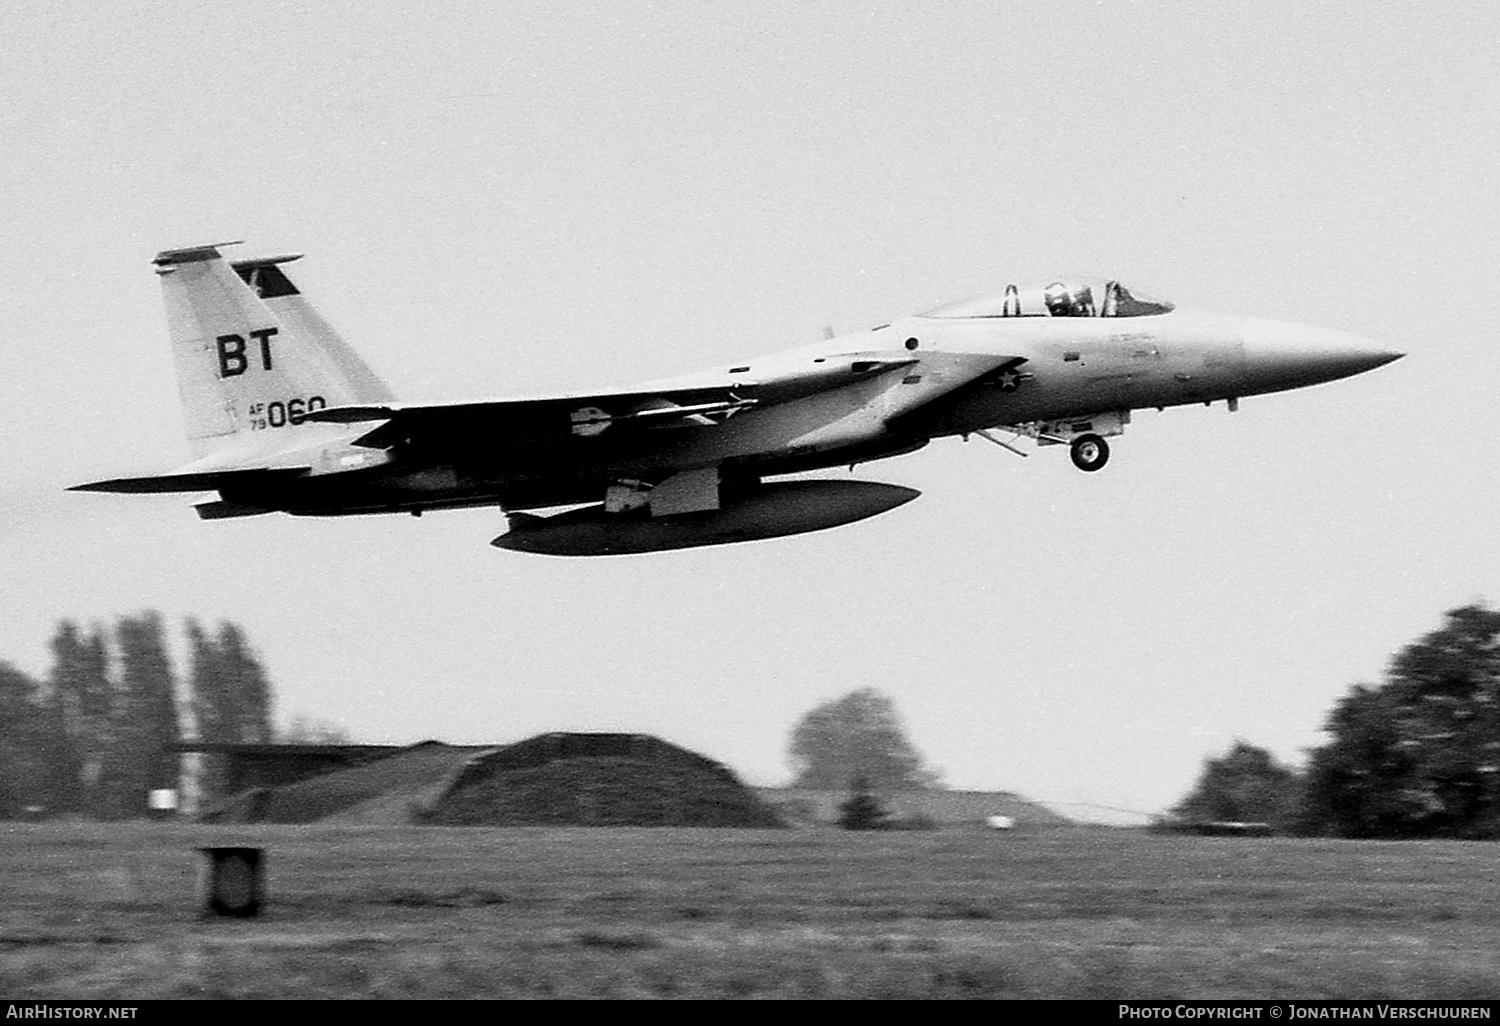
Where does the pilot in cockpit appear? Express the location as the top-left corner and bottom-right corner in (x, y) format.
(1044, 282), (1071, 317)
(1071, 284), (1094, 316)
(1044, 282), (1095, 317)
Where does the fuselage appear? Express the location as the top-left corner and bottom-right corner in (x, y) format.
(238, 301), (1398, 517)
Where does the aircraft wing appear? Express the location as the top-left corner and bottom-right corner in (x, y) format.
(302, 351), (1012, 452)
(301, 385), (760, 449)
(70, 466), (312, 494)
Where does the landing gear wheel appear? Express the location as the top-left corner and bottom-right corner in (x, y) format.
(1070, 433), (1110, 472)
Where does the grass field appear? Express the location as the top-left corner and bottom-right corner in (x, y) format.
(3, 822), (1499, 999)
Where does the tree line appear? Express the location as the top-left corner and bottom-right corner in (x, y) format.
(1172, 604), (1500, 838)
(0, 613), (273, 818)
(785, 605), (1500, 839)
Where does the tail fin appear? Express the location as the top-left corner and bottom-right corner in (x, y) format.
(154, 243), (395, 459)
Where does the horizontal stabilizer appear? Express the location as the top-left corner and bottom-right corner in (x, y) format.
(300, 404), (400, 423)
(70, 466), (310, 494)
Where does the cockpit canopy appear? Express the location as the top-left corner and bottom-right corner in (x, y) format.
(921, 280), (1174, 319)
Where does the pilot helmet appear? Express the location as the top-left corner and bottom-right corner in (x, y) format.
(1071, 284), (1094, 316)
(1044, 282), (1072, 316)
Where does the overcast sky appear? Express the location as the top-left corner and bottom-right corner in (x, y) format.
(2, 1), (1496, 818)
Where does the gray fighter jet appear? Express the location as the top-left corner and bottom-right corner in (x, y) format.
(74, 243), (1402, 554)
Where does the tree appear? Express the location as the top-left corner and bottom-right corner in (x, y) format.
(1301, 604), (1500, 838)
(108, 612), (181, 814)
(39, 624), (85, 815)
(0, 662), (52, 817)
(32, 673), (77, 815)
(837, 773), (889, 830)
(186, 619), (222, 741)
(788, 688), (940, 791)
(216, 622), (272, 744)
(1170, 740), (1301, 832)
(48, 621), (113, 817)
(187, 618), (275, 805)
(1299, 685), (1424, 837)
(188, 618), (273, 745)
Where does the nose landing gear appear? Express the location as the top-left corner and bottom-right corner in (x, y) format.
(1069, 434), (1110, 472)
(972, 411), (1127, 472)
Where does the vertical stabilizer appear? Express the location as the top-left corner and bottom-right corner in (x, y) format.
(154, 244), (395, 459)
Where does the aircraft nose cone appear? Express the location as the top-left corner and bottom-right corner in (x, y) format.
(1241, 318), (1403, 389)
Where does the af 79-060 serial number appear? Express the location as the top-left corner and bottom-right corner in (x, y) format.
(247, 397), (327, 430)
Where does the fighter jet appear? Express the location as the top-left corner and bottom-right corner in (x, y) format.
(72, 242), (1402, 555)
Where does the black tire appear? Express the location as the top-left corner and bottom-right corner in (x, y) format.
(1070, 433), (1110, 472)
